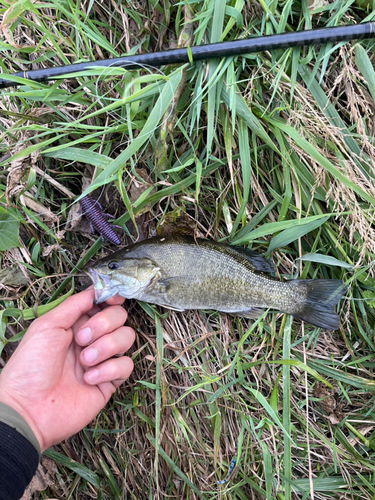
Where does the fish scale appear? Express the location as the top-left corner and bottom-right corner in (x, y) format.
(87, 236), (346, 329)
(126, 242), (300, 313)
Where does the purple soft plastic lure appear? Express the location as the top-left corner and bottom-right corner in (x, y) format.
(79, 195), (121, 245)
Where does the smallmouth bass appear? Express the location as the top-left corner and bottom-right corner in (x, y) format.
(87, 236), (346, 330)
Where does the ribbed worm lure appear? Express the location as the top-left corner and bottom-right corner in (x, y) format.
(79, 195), (121, 245)
(217, 458), (236, 485)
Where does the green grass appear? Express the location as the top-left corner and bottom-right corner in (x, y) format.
(1, 0), (375, 498)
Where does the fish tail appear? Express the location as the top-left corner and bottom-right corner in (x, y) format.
(290, 279), (347, 330)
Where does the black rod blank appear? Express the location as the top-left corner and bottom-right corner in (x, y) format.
(1, 22), (374, 89)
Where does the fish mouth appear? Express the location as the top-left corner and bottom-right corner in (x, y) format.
(86, 268), (113, 304)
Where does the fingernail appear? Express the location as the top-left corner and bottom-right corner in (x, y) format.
(83, 347), (98, 363)
(85, 368), (99, 383)
(78, 327), (92, 344)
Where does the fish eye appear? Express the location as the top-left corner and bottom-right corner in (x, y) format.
(108, 261), (119, 270)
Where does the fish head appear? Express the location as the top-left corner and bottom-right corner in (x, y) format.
(87, 257), (161, 304)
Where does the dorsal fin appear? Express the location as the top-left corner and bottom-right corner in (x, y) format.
(230, 246), (275, 273)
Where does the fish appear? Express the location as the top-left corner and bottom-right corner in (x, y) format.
(87, 236), (347, 330)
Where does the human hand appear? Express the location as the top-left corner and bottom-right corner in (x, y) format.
(0, 288), (135, 452)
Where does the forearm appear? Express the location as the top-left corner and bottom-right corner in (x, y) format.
(0, 402), (40, 500)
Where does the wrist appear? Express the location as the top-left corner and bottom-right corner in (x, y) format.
(0, 390), (44, 454)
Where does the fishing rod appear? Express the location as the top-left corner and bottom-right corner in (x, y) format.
(0, 22), (374, 89)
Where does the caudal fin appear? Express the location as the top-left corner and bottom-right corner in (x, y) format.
(291, 279), (347, 330)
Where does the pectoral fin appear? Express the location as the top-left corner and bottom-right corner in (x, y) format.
(156, 275), (195, 293)
(152, 276), (193, 311)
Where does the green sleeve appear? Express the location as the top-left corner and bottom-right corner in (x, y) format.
(0, 401), (41, 457)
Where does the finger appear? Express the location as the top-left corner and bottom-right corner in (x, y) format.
(80, 326), (135, 366)
(35, 288), (96, 332)
(83, 356), (134, 386)
(69, 313), (91, 336)
(75, 306), (128, 346)
(86, 305), (103, 317)
(112, 378), (129, 389)
(70, 305), (102, 334)
(102, 295), (125, 306)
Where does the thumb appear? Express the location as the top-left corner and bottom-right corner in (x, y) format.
(20, 288), (96, 355)
(11, 289), (96, 378)
(36, 288), (96, 333)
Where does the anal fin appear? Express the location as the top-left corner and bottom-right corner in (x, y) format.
(229, 308), (265, 319)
